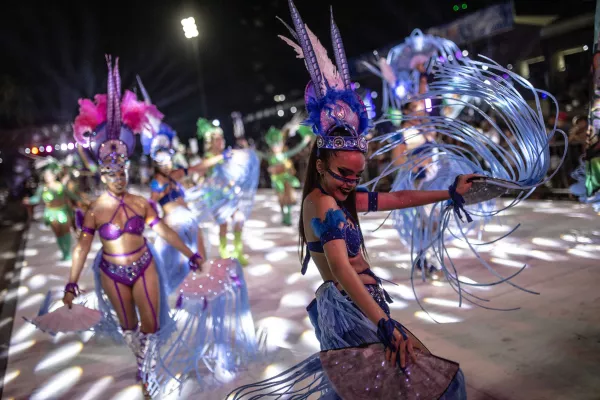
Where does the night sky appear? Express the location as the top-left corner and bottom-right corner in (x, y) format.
(0, 0), (594, 142)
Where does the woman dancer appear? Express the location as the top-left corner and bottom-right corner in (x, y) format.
(195, 118), (260, 265)
(136, 76), (217, 292)
(23, 157), (81, 260)
(260, 116), (313, 226)
(230, 4), (470, 398)
(62, 57), (202, 397)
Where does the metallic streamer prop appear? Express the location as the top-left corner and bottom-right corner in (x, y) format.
(368, 56), (568, 313)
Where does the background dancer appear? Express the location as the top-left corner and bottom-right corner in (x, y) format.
(23, 157), (80, 260)
(195, 118), (260, 265)
(258, 114), (313, 226)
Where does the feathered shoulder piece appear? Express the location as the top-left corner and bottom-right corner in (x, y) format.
(279, 1), (369, 153)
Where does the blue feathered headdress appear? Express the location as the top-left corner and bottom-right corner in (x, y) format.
(279, 1), (370, 153)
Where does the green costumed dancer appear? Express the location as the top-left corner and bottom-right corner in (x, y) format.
(586, 35), (600, 200)
(23, 158), (82, 260)
(259, 115), (313, 226)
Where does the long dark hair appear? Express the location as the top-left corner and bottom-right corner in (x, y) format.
(298, 127), (367, 264)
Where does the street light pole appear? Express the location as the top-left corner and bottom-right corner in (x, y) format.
(182, 17), (208, 117)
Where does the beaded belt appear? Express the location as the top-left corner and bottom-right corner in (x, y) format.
(100, 249), (153, 286)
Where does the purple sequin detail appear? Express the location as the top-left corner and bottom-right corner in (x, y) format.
(319, 222), (361, 257)
(99, 249), (152, 286)
(175, 294), (184, 309)
(98, 216), (145, 240)
(230, 273), (242, 288)
(81, 226), (96, 235)
(148, 217), (160, 228)
(367, 192), (378, 212)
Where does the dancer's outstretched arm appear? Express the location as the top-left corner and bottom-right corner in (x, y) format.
(146, 200), (203, 269)
(355, 174), (476, 213)
(63, 208), (95, 307)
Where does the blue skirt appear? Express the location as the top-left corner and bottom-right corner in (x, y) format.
(229, 281), (466, 399)
(153, 205), (199, 294)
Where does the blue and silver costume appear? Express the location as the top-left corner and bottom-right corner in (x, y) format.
(136, 76), (205, 294)
(369, 53), (568, 310)
(229, 2), (467, 398)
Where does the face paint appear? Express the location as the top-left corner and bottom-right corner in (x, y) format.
(327, 168), (361, 185)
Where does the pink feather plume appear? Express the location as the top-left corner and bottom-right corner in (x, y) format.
(74, 90), (149, 144)
(73, 98), (106, 145)
(120, 90), (149, 134)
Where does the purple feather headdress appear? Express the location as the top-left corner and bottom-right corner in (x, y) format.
(279, 1), (369, 153)
(73, 56), (148, 173)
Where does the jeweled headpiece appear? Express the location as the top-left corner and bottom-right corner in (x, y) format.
(280, 1), (369, 153)
(73, 56), (147, 174)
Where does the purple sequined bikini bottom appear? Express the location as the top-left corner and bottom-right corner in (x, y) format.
(99, 249), (153, 287)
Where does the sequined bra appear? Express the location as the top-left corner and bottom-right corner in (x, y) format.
(151, 177), (185, 207)
(301, 185), (377, 275)
(98, 192), (145, 241)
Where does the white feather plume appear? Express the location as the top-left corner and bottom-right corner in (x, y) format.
(278, 35), (303, 58)
(279, 24), (344, 92)
(306, 25), (343, 91)
(378, 58), (397, 86)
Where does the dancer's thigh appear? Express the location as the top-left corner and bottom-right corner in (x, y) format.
(100, 270), (138, 330)
(132, 262), (161, 333)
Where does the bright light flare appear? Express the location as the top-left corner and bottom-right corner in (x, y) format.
(246, 263), (272, 277)
(80, 376), (115, 400)
(30, 366), (83, 400)
(491, 257), (525, 268)
(110, 384), (143, 400)
(2, 369), (20, 388)
(423, 297), (470, 309)
(414, 311), (461, 324)
(11, 321), (37, 344)
(35, 341), (84, 372)
(1, 340), (35, 358)
(279, 291), (311, 308)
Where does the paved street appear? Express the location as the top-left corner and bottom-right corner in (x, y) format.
(1, 190), (599, 399)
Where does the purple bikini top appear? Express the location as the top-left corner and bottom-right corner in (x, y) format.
(98, 192), (145, 241)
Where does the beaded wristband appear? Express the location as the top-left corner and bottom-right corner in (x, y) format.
(64, 282), (81, 297)
(148, 217), (161, 228)
(188, 253), (203, 271)
(448, 175), (473, 223)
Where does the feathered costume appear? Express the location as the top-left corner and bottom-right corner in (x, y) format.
(190, 118), (260, 262)
(258, 115), (313, 225)
(228, 3), (468, 398)
(137, 76), (205, 294)
(362, 31), (487, 278)
(26, 57), (179, 398)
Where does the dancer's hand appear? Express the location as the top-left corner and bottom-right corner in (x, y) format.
(189, 253), (203, 272)
(63, 292), (75, 309)
(455, 174), (480, 195)
(385, 327), (417, 368)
